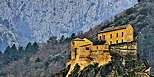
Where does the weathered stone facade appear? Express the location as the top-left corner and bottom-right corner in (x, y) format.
(98, 24), (134, 45)
(65, 24), (151, 77)
(109, 41), (138, 60)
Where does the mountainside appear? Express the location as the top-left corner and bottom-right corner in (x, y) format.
(0, 0), (138, 51)
(1, 1), (154, 76)
(104, 1), (154, 74)
(52, 1), (154, 76)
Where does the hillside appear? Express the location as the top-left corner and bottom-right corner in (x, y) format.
(54, 1), (154, 76)
(103, 1), (154, 74)
(53, 52), (150, 77)
(1, 0), (154, 77)
(0, 0), (138, 51)
(0, 25), (102, 77)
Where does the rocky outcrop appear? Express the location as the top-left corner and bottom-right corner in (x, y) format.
(52, 52), (150, 77)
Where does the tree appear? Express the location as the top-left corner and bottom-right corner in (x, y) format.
(0, 51), (2, 57)
(59, 35), (65, 43)
(24, 57), (30, 65)
(35, 57), (41, 62)
(11, 44), (18, 53)
(25, 42), (32, 52)
(18, 46), (24, 52)
(64, 37), (71, 42)
(4, 46), (11, 55)
(71, 33), (76, 39)
(47, 36), (58, 44)
(32, 42), (39, 53)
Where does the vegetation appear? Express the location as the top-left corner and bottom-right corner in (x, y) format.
(0, 42), (39, 65)
(1, 1), (154, 76)
(64, 52), (147, 77)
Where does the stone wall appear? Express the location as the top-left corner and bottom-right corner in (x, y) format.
(109, 41), (138, 60)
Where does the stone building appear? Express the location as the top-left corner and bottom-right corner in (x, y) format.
(66, 24), (151, 77)
(98, 24), (134, 45)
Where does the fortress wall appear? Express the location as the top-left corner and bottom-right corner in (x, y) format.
(109, 41), (138, 60)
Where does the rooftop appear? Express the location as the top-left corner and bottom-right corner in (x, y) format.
(98, 24), (131, 33)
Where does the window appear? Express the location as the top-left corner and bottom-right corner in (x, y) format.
(72, 42), (74, 46)
(110, 34), (112, 39)
(122, 39), (123, 43)
(74, 48), (77, 58)
(122, 32), (124, 37)
(103, 35), (105, 40)
(116, 40), (118, 44)
(116, 33), (118, 38)
(110, 41), (112, 44)
(100, 36), (102, 40)
(96, 46), (98, 49)
(86, 47), (89, 50)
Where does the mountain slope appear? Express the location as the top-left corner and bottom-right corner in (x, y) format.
(1, 1), (154, 76)
(100, 1), (154, 75)
(0, 0), (138, 51)
(52, 1), (154, 76)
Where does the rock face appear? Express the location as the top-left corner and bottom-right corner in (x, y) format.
(0, 24), (19, 51)
(0, 0), (138, 51)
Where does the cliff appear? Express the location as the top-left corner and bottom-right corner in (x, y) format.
(1, 0), (154, 77)
(0, 0), (138, 51)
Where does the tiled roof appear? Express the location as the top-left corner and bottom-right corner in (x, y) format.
(99, 24), (130, 33)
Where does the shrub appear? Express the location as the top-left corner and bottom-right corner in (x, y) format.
(126, 8), (136, 15)
(35, 57), (41, 62)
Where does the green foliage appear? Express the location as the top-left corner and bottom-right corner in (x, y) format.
(25, 42), (32, 52)
(0, 72), (7, 76)
(0, 51), (2, 56)
(44, 61), (50, 69)
(59, 35), (65, 43)
(126, 8), (136, 15)
(35, 57), (41, 62)
(47, 36), (58, 45)
(4, 46), (11, 55)
(23, 57), (30, 65)
(139, 8), (149, 15)
(80, 62), (99, 74)
(71, 33), (76, 39)
(1, 42), (39, 65)
(128, 15), (136, 21)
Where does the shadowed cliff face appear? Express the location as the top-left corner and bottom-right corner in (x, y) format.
(0, 0), (138, 51)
